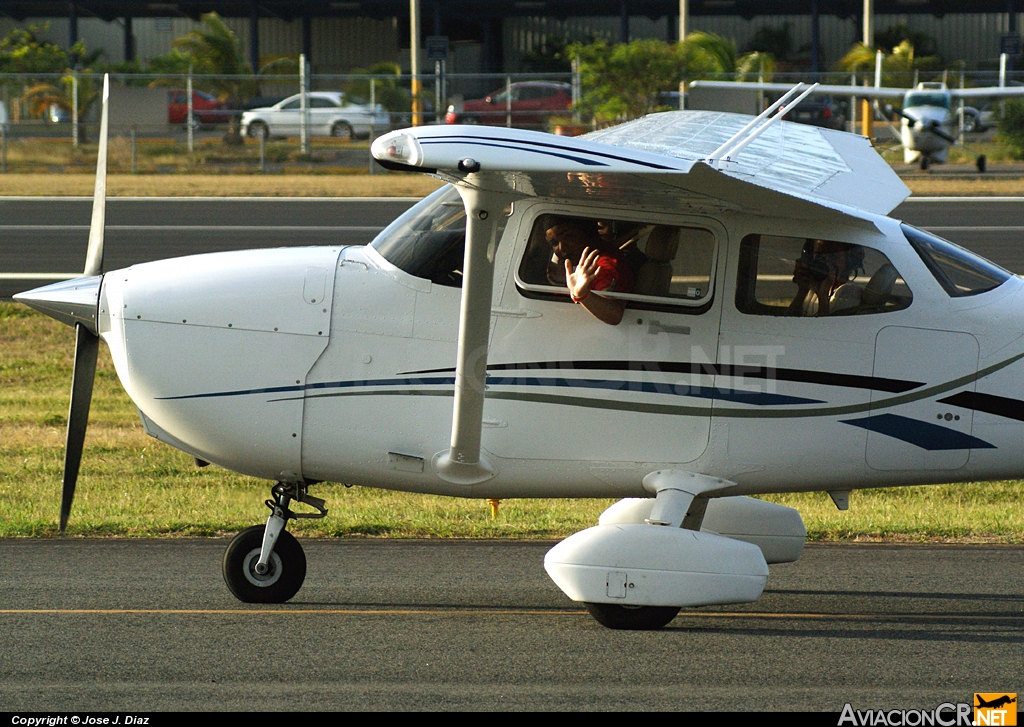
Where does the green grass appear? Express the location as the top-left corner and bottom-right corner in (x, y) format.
(3, 302), (1024, 541)
(877, 139), (1021, 166)
(0, 135), (369, 174)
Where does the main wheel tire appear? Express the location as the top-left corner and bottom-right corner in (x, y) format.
(184, 112), (202, 131)
(247, 121), (269, 139)
(330, 121), (353, 141)
(585, 603), (680, 630)
(223, 525), (306, 604)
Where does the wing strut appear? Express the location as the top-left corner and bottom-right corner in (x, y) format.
(702, 82), (819, 171)
(433, 182), (514, 485)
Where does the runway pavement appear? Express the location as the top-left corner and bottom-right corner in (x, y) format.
(0, 197), (417, 300)
(2, 196), (1024, 300)
(0, 539), (1021, 711)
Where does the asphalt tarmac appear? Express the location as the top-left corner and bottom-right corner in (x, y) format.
(2, 196), (1024, 299)
(0, 197), (416, 300)
(0, 539), (1021, 711)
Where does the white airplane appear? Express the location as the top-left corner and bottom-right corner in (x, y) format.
(16, 80), (1024, 630)
(691, 78), (1024, 170)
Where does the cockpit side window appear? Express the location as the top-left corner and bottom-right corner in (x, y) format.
(736, 234), (912, 317)
(516, 213), (716, 310)
(901, 224), (1011, 298)
(369, 185), (509, 288)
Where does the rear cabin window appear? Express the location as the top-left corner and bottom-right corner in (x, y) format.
(901, 224), (1011, 298)
(516, 214), (716, 309)
(736, 234), (912, 317)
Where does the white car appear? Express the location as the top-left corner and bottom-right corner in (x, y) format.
(240, 91), (389, 140)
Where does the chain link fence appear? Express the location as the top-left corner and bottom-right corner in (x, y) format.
(0, 67), (1020, 174)
(0, 70), (577, 174)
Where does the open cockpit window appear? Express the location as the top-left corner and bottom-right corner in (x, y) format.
(901, 224), (1011, 298)
(369, 185), (509, 289)
(736, 234), (913, 317)
(516, 214), (716, 310)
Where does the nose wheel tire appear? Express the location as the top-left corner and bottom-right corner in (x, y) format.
(223, 524), (306, 603)
(585, 603), (680, 630)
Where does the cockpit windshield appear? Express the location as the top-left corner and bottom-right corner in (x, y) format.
(370, 186), (469, 287)
(904, 92), (950, 109)
(902, 224), (1011, 297)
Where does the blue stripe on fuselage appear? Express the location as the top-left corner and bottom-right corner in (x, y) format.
(157, 374), (822, 406)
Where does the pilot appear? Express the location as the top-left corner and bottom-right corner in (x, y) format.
(546, 219), (634, 325)
(788, 238), (865, 317)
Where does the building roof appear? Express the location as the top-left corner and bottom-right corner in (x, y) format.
(6, 1), (1020, 22)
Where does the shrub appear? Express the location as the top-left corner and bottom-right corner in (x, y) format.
(998, 99), (1024, 160)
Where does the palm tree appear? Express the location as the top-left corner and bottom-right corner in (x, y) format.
(21, 72), (100, 143)
(838, 40), (941, 89)
(679, 32), (775, 83)
(172, 12), (255, 143)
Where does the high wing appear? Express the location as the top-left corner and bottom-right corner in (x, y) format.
(371, 110), (909, 222)
(951, 86), (1024, 99)
(691, 79), (1024, 102)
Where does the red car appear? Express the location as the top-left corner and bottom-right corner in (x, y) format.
(445, 81), (572, 128)
(167, 89), (230, 129)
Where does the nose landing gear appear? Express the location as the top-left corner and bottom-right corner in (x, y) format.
(223, 481), (327, 603)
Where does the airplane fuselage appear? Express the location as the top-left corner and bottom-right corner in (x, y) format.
(95, 191), (1024, 501)
(901, 94), (956, 164)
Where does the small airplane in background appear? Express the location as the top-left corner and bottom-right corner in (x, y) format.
(16, 79), (1024, 630)
(691, 78), (1024, 170)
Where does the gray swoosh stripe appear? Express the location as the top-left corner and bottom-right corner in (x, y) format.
(273, 350), (1024, 420)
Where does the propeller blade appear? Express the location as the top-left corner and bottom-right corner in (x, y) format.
(931, 126), (957, 144)
(84, 74), (109, 277)
(60, 73), (108, 532)
(61, 323), (99, 532)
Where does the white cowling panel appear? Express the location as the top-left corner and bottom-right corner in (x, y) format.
(599, 496), (806, 564)
(98, 247), (339, 479)
(544, 524), (768, 608)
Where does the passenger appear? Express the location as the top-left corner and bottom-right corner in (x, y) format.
(546, 220), (634, 325)
(597, 220), (647, 277)
(788, 239), (865, 317)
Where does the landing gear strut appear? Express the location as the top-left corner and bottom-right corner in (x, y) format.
(222, 481), (327, 603)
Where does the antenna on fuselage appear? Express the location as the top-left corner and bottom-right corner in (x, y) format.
(702, 82), (819, 172)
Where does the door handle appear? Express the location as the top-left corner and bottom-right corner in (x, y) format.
(647, 320), (690, 335)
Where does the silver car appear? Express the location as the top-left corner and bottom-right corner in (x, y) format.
(241, 91), (389, 140)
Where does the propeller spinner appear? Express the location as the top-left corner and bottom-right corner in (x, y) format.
(901, 110), (957, 144)
(13, 74), (110, 532)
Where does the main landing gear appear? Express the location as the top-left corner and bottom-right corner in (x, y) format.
(223, 481), (327, 603)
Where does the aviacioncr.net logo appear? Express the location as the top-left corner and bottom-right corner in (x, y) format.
(838, 703), (973, 726)
(974, 694), (1017, 726)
